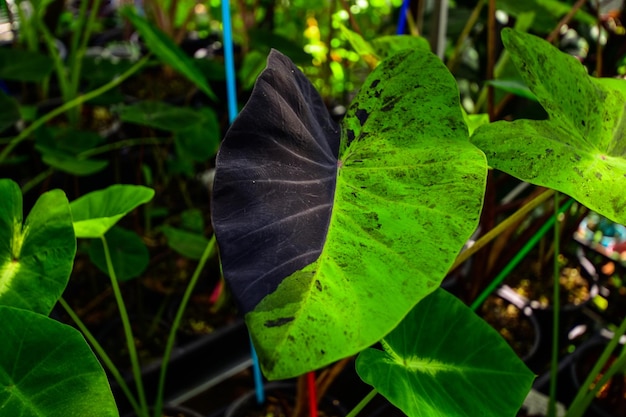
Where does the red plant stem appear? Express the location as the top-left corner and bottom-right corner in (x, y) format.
(307, 371), (318, 417)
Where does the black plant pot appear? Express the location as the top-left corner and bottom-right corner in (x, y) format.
(224, 382), (346, 417)
(568, 335), (626, 417)
(111, 319), (250, 415)
(480, 286), (543, 371)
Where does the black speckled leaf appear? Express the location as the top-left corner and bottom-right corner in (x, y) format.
(212, 50), (486, 379)
(472, 28), (626, 224)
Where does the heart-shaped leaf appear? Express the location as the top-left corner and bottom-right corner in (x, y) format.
(212, 50), (487, 378)
(356, 288), (535, 417)
(70, 184), (155, 238)
(88, 226), (149, 281)
(0, 306), (118, 416)
(0, 180), (75, 315)
(472, 28), (626, 225)
(120, 6), (217, 101)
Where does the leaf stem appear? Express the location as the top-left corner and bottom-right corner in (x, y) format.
(0, 55), (149, 165)
(566, 315), (626, 417)
(470, 198), (574, 311)
(548, 192), (561, 417)
(450, 188), (554, 272)
(101, 235), (150, 417)
(345, 389), (377, 417)
(58, 297), (142, 416)
(152, 235), (217, 417)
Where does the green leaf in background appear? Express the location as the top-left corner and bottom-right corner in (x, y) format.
(160, 226), (209, 260)
(472, 28), (626, 225)
(180, 209), (204, 233)
(35, 127), (109, 176)
(249, 29), (312, 64)
(341, 25), (429, 68)
(239, 50), (268, 91)
(120, 6), (217, 101)
(357, 288), (534, 417)
(462, 111), (490, 136)
(0, 48), (54, 82)
(0, 306), (118, 416)
(174, 108), (221, 162)
(0, 91), (20, 134)
(497, 0), (595, 33)
(0, 180), (75, 315)
(487, 79), (538, 102)
(116, 101), (206, 131)
(88, 226), (149, 281)
(70, 184), (155, 238)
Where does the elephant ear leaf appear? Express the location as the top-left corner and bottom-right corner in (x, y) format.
(472, 28), (626, 224)
(212, 49), (487, 379)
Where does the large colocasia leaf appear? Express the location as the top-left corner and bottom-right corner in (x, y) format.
(472, 28), (626, 225)
(212, 49), (487, 379)
(357, 288), (535, 417)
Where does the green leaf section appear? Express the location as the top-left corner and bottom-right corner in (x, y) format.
(35, 127), (108, 176)
(471, 28), (626, 225)
(116, 101), (207, 131)
(120, 6), (217, 101)
(0, 306), (118, 417)
(0, 180), (75, 315)
(357, 288), (535, 417)
(160, 226), (209, 260)
(0, 48), (54, 82)
(70, 184), (155, 238)
(247, 49), (487, 379)
(88, 226), (149, 281)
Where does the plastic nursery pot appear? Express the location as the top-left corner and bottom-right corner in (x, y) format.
(570, 336), (626, 417)
(224, 382), (346, 417)
(480, 286), (541, 367)
(122, 404), (205, 417)
(504, 249), (600, 314)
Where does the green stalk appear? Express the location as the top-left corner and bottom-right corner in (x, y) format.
(470, 198), (574, 311)
(68, 0), (104, 113)
(345, 389), (377, 417)
(566, 315), (626, 417)
(78, 138), (166, 158)
(152, 235), (218, 417)
(58, 297), (142, 416)
(548, 192), (561, 417)
(0, 55), (149, 165)
(20, 167), (53, 194)
(451, 188), (554, 272)
(101, 235), (150, 417)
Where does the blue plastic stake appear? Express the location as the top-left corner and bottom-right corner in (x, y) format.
(221, 0), (265, 405)
(397, 0), (411, 35)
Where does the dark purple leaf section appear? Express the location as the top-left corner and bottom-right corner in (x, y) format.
(212, 50), (340, 313)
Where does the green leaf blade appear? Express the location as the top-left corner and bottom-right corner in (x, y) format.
(0, 306), (118, 417)
(70, 184), (155, 238)
(356, 289), (535, 417)
(120, 6), (217, 101)
(0, 180), (75, 315)
(472, 28), (626, 224)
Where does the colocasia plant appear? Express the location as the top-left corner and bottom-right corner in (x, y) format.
(212, 27), (626, 417)
(211, 30), (535, 417)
